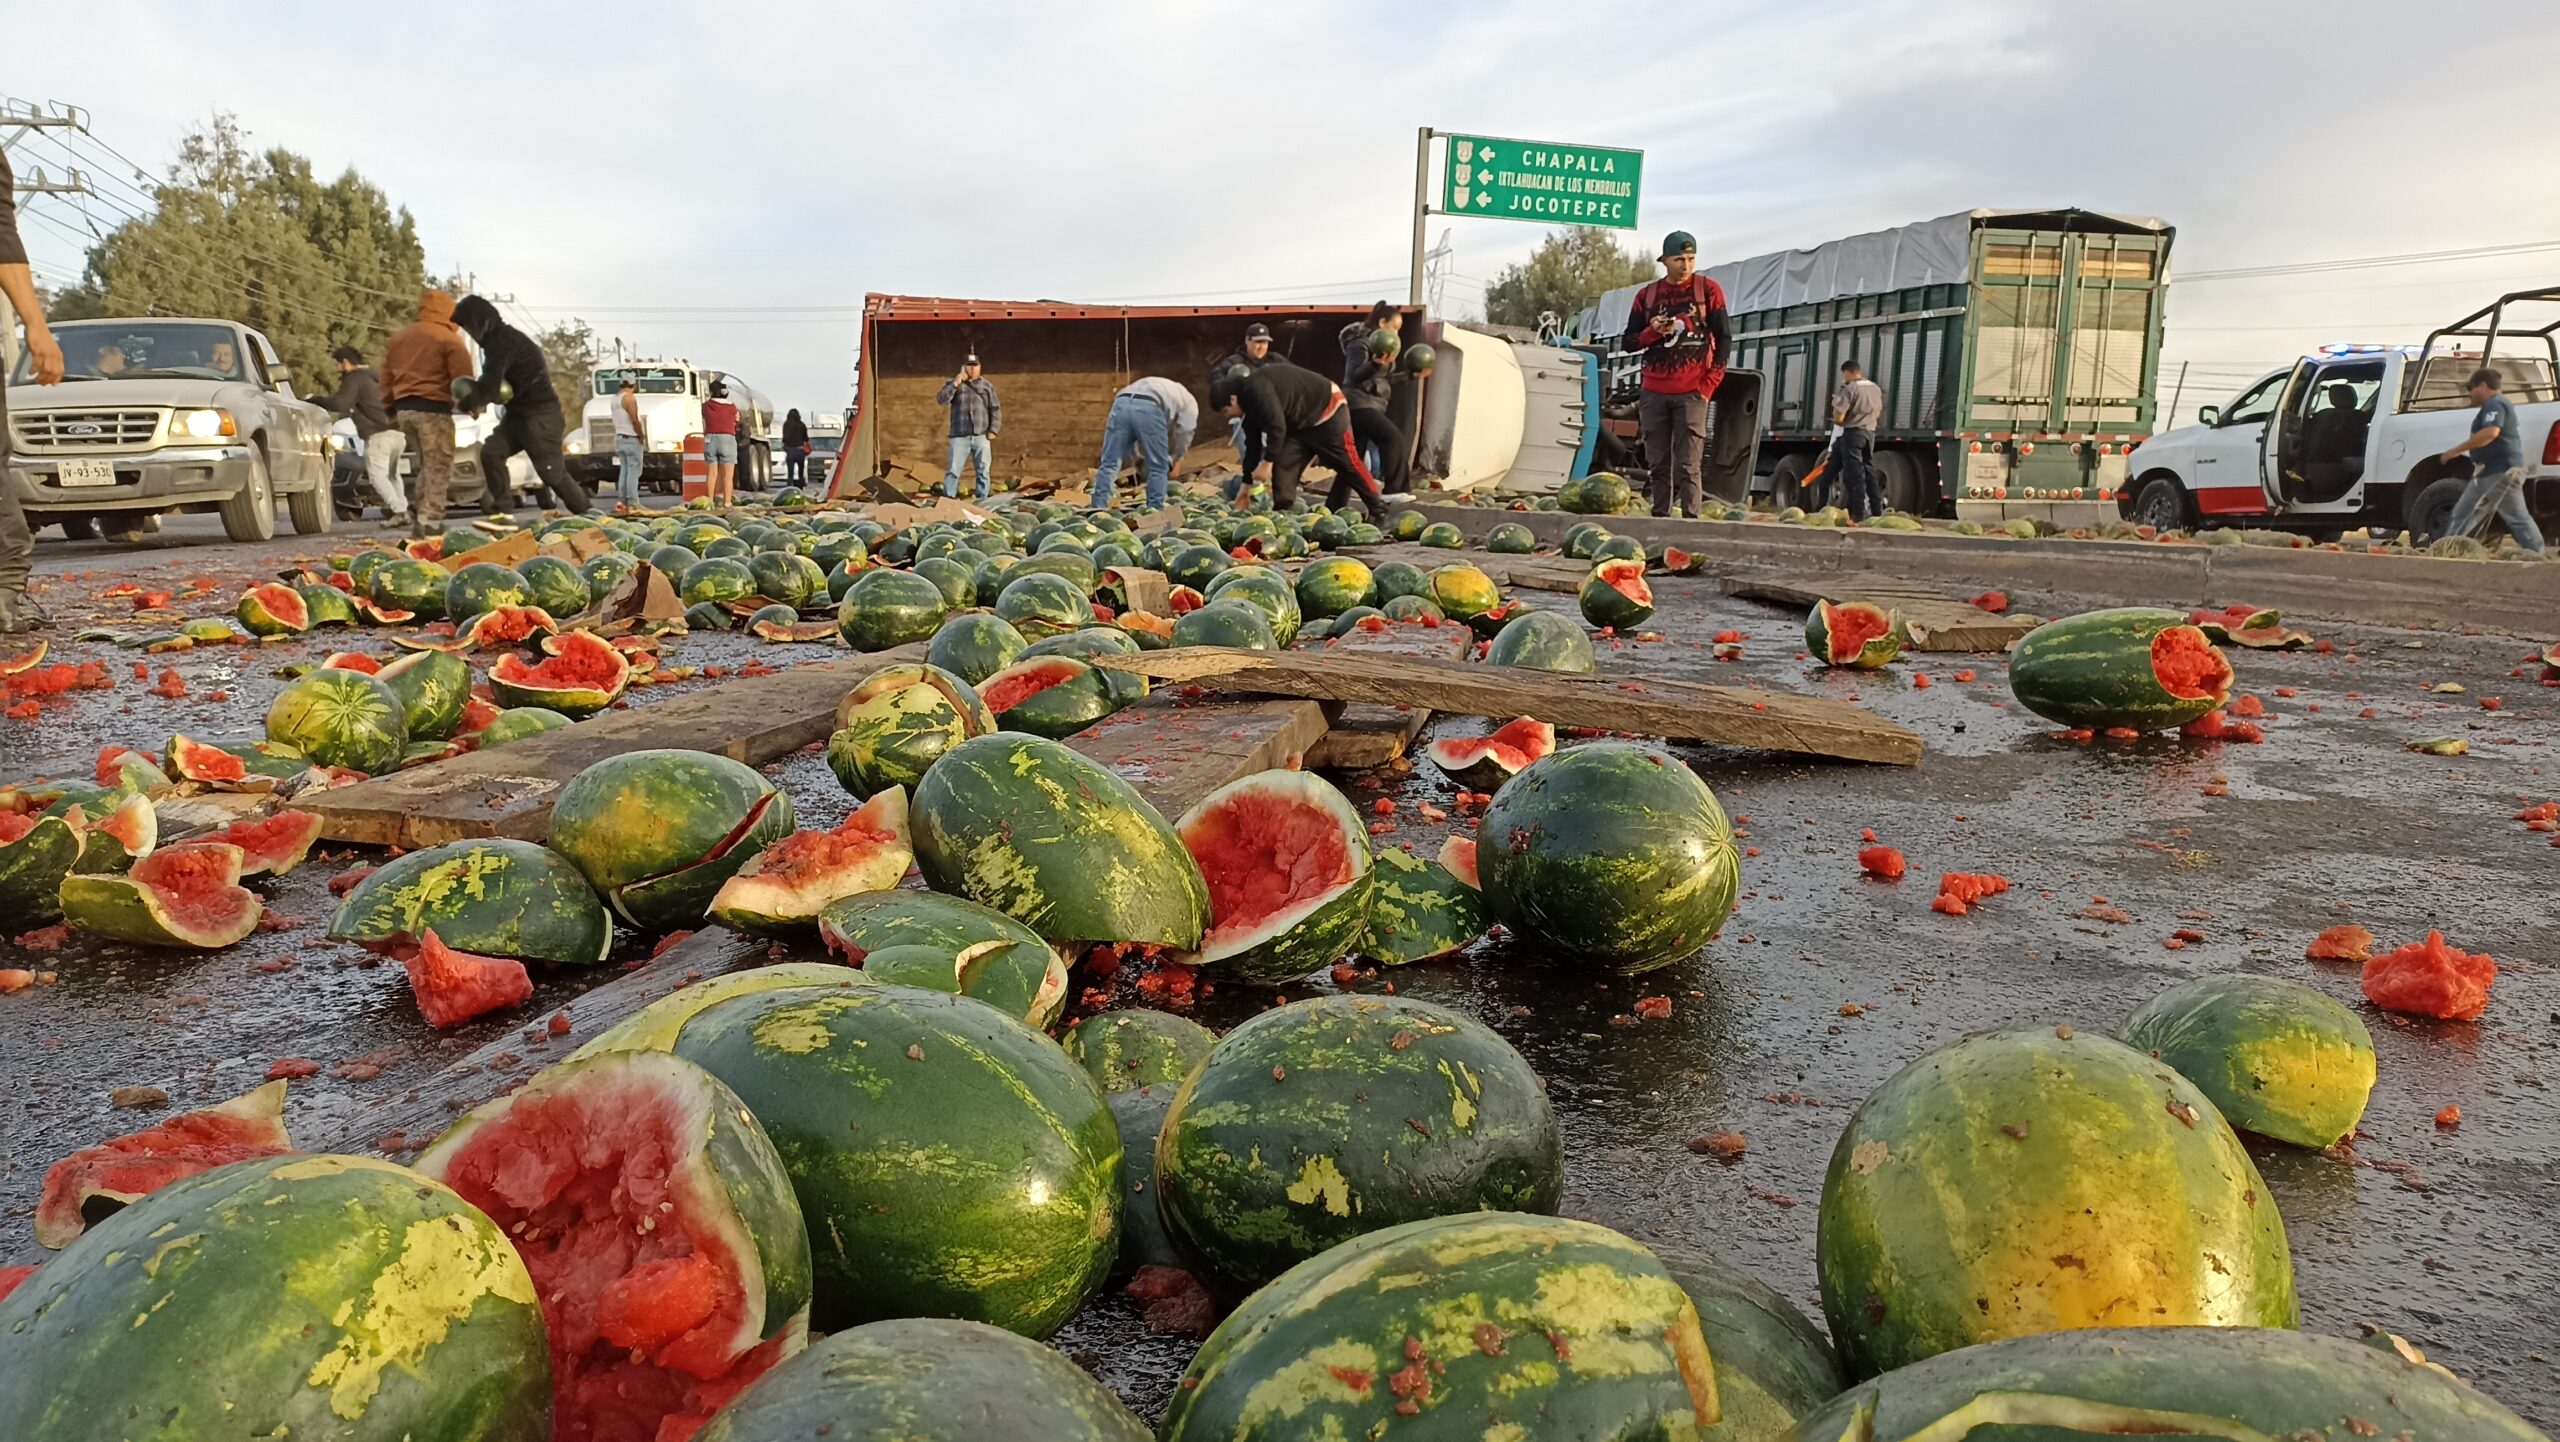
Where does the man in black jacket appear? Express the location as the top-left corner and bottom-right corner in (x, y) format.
(1343, 328), (1410, 494)
(450, 294), (591, 517)
(1211, 361), (1385, 519)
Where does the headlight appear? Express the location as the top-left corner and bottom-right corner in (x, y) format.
(326, 434), (351, 453)
(177, 408), (236, 440)
(651, 439), (680, 452)
(566, 435), (587, 454)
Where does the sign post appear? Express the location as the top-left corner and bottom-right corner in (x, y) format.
(1409, 129), (1644, 307)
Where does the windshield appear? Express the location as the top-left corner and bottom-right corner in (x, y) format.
(809, 434), (843, 453)
(21, 322), (250, 384)
(594, 367), (690, 396)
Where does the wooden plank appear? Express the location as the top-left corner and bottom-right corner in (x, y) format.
(300, 645), (927, 849)
(1302, 618), (1477, 770)
(1067, 693), (1336, 818)
(1721, 571), (2036, 653)
(1093, 648), (1922, 766)
(1356, 543), (1588, 595)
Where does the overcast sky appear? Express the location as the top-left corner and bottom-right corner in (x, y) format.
(11, 0), (2560, 421)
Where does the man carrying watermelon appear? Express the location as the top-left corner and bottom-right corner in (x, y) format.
(1211, 361), (1386, 520)
(1621, 229), (1731, 519)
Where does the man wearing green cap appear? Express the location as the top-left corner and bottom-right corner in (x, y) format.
(1620, 229), (1731, 518)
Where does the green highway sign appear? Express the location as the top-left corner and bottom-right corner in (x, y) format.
(1439, 133), (1642, 230)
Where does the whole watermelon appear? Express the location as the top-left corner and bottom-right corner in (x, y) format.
(263, 669), (407, 774)
(2118, 973), (2375, 1149)
(327, 837), (613, 966)
(1485, 608), (1596, 673)
(696, 1318), (1148, 1442)
(443, 561), (532, 623)
(374, 647), (472, 741)
(548, 749), (794, 929)
(1063, 1007), (1216, 1093)
(1475, 741), (1741, 973)
(835, 567), (948, 651)
(1816, 1026), (2297, 1378)
(1295, 556), (1374, 617)
(1156, 993), (1561, 1292)
(0, 1154), (550, 1441)
(926, 611), (1028, 685)
(671, 984), (1120, 1338)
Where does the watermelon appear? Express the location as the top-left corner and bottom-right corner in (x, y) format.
(1424, 715), (1556, 788)
(328, 837), (613, 966)
(1172, 599), (1277, 650)
(1660, 545), (1708, 574)
(375, 646), (473, 740)
(825, 662), (996, 797)
(0, 811), (82, 925)
(1160, 1212), (1715, 1440)
(1476, 741), (1741, 974)
(2119, 974), (2375, 1149)
(33, 1079), (292, 1248)
(516, 553), (593, 615)
(368, 556), (451, 618)
(1592, 533), (1647, 565)
(343, 546), (397, 592)
(489, 629), (630, 718)
(911, 732), (1209, 949)
(1485, 521), (1536, 553)
(1205, 567), (1303, 646)
(583, 550), (639, 596)
(209, 807), (320, 877)
(1427, 562), (1503, 627)
(1562, 522), (1613, 558)
(0, 1155), (550, 1442)
(1485, 608), (1595, 673)
(264, 669), (408, 774)
(59, 841), (263, 948)
(463, 603), (560, 649)
(989, 571), (1085, 641)
(2008, 607), (2235, 731)
(742, 602), (801, 640)
(1022, 627), (1150, 704)
(418, 1051), (812, 1442)
(551, 749), (794, 931)
(1, 638), (47, 673)
(670, 984), (1121, 1337)
(710, 788), (913, 934)
(443, 560), (534, 623)
(400, 929), (533, 1026)
(695, 1317), (1148, 1442)
(163, 732), (301, 790)
(1063, 1008), (1216, 1092)
(927, 611), (1029, 685)
(570, 963), (874, 1063)
(476, 705), (575, 748)
(1295, 555), (1375, 616)
(684, 601), (732, 632)
(835, 567), (949, 650)
(1156, 993), (1561, 1291)
(65, 791), (159, 875)
(1386, 508), (1429, 541)
(1805, 599), (1905, 669)
(978, 654), (1118, 738)
(1370, 559), (1430, 603)
(855, 937), (1070, 1028)
(912, 554), (979, 610)
(816, 886), (1053, 967)
(1654, 1246), (1846, 1442)
(1165, 543), (1233, 592)
(1579, 557), (1656, 629)
(1816, 1026), (2297, 1379)
(680, 556), (757, 607)
(1355, 846), (1487, 964)
(1104, 1081), (1188, 1277)
(1173, 769), (1373, 984)
(1382, 596), (1447, 626)
(1560, 470), (1635, 514)
(1788, 1326), (2549, 1441)
(234, 581), (310, 637)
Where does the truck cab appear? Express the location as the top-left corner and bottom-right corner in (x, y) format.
(565, 361), (773, 492)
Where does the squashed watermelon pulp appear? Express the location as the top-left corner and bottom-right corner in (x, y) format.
(1186, 785), (1355, 951)
(134, 844), (264, 935)
(978, 657), (1081, 712)
(34, 1079), (291, 1247)
(494, 632), (626, 692)
(1826, 602), (1894, 664)
(2151, 625), (2234, 702)
(2362, 931), (2496, 1020)
(402, 929), (534, 1027)
(423, 1062), (800, 1442)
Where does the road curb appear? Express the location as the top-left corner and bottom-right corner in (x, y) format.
(1412, 503), (2558, 636)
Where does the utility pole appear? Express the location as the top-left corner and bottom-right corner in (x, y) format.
(1409, 128), (1434, 308)
(3, 99), (100, 371)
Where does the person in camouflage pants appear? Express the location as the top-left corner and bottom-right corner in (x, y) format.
(0, 147), (68, 633)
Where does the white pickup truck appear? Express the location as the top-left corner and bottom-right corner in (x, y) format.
(2122, 291), (2560, 542)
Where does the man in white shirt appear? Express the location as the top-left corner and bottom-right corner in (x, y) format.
(1090, 376), (1200, 510)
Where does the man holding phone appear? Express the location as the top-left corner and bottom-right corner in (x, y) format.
(936, 354), (1000, 500)
(1621, 229), (1732, 519)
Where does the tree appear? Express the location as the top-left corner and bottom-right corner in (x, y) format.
(52, 115), (428, 385)
(534, 317), (600, 413)
(1482, 227), (1656, 331)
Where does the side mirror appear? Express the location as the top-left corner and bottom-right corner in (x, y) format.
(267, 364), (293, 387)
(2197, 405), (2220, 426)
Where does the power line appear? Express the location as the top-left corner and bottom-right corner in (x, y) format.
(2179, 239), (2560, 285)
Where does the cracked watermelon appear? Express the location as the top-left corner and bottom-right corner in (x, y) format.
(1816, 1026), (2297, 1379)
(34, 1079), (292, 1248)
(489, 629), (630, 718)
(912, 732), (1208, 949)
(1579, 557), (1656, 629)
(670, 984), (1120, 1337)
(418, 1050), (812, 1442)
(1063, 1008), (1217, 1093)
(709, 788), (913, 934)
(1653, 1246), (1845, 1442)
(1476, 741), (1741, 974)
(1355, 846), (1486, 964)
(64, 792), (158, 875)
(549, 749), (795, 930)
(2008, 607), (2235, 731)
(0, 1154), (550, 1442)
(1805, 599), (1905, 669)
(855, 938), (1070, 1028)
(1425, 716), (1555, 789)
(376, 646), (473, 740)
(234, 581), (310, 637)
(58, 841), (263, 948)
(265, 668), (408, 774)
(1485, 608), (1595, 673)
(1426, 562), (1503, 629)
(2119, 973), (2375, 1149)
(816, 886), (1050, 963)
(1156, 993), (1561, 1293)
(1160, 1212), (1716, 1441)
(568, 964), (875, 1065)
(1175, 769), (1372, 983)
(328, 837), (612, 966)
(978, 654), (1119, 739)
(696, 1318), (1148, 1442)
(0, 811), (82, 926)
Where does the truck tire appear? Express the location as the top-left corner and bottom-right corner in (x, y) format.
(55, 514), (98, 541)
(1768, 452), (1813, 510)
(2130, 474), (2193, 532)
(220, 445), (279, 543)
(288, 472), (333, 536)
(1874, 449), (1927, 515)
(2403, 476), (2468, 545)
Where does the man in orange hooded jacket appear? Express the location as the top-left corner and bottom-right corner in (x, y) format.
(382, 290), (474, 537)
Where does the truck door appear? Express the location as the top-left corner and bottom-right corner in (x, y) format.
(2274, 357), (2385, 508)
(2256, 360), (2318, 510)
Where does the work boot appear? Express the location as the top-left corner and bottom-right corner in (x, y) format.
(379, 513), (411, 530)
(0, 589), (49, 634)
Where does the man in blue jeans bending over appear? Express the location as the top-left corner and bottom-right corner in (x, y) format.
(2439, 367), (2546, 553)
(937, 354), (1000, 499)
(1090, 376), (1199, 511)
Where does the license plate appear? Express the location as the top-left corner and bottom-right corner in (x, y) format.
(55, 458), (117, 488)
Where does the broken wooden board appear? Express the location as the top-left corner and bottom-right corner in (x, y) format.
(1720, 571), (2035, 652)
(300, 644), (926, 849)
(1068, 693), (1336, 818)
(1302, 618), (1477, 770)
(1094, 648), (1922, 766)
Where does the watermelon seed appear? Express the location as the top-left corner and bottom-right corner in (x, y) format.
(905, 1044), (924, 1061)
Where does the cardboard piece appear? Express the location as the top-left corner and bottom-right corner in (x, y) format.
(461, 530), (541, 569)
(1102, 567), (1171, 616)
(869, 499), (995, 530)
(572, 562), (686, 638)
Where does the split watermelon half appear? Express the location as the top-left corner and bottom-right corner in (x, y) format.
(1174, 769), (1373, 985)
(34, 1079), (292, 1247)
(1423, 716), (1556, 789)
(462, 603), (562, 650)
(1806, 599), (1907, 669)
(490, 628), (631, 718)
(64, 792), (158, 875)
(2009, 608), (2234, 732)
(233, 582), (310, 638)
(978, 655), (1119, 739)
(1578, 558), (1655, 629)
(710, 789), (914, 935)
(57, 842), (264, 949)
(417, 1050), (813, 1442)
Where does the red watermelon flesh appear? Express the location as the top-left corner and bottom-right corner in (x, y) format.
(1437, 835), (1480, 890)
(978, 656), (1084, 713)
(122, 843), (266, 940)
(423, 1062), (795, 1442)
(455, 696), (503, 736)
(0, 1264), (34, 1303)
(166, 734), (248, 784)
(493, 629), (630, 695)
(321, 650), (384, 673)
(1424, 717), (1556, 787)
(1823, 602), (1895, 665)
(2152, 625), (2235, 702)
(0, 812), (34, 846)
(34, 1079), (292, 1247)
(239, 582), (310, 630)
(214, 809), (322, 877)
(2362, 931), (2496, 1021)
(466, 604), (562, 649)
(1167, 586), (1207, 615)
(403, 928), (535, 1028)
(1185, 783), (1358, 952)
(93, 745), (157, 786)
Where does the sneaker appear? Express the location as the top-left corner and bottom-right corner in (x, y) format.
(0, 590), (50, 633)
(380, 514), (411, 530)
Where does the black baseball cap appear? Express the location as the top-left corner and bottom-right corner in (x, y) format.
(1660, 229), (1698, 260)
(1244, 323), (1273, 342)
(964, 353), (981, 365)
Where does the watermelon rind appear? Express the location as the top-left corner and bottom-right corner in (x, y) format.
(66, 792), (160, 875)
(1805, 599), (1906, 669)
(1579, 557), (1657, 629)
(1654, 1245), (1847, 1442)
(263, 669), (408, 774)
(33, 1078), (292, 1247)
(1815, 1026), (2297, 1379)
(568, 962), (876, 1062)
(549, 749), (793, 930)
(709, 789), (914, 935)
(670, 983), (1121, 1337)
(58, 842), (263, 948)
(816, 886), (1054, 963)
(1062, 1008), (1217, 1093)
(1156, 993), (1562, 1292)
(1354, 846), (1487, 964)
(0, 1154), (551, 1442)
(981, 655), (1119, 739)
(374, 647), (473, 741)
(487, 631), (629, 719)
(1786, 1326), (2549, 1441)
(695, 1317), (1149, 1442)
(1175, 769), (1373, 984)
(327, 837), (612, 966)
(1159, 1212), (1716, 1440)
(911, 732), (1209, 949)
(2008, 607), (2234, 731)
(233, 582), (310, 637)
(2118, 973), (2375, 1149)
(0, 812), (84, 923)
(1485, 608), (1596, 673)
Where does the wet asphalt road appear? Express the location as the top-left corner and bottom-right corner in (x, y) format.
(2, 516), (2554, 1427)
